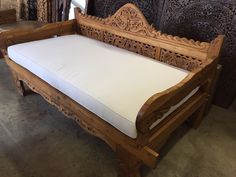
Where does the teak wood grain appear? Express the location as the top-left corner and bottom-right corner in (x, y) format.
(1, 4), (224, 177)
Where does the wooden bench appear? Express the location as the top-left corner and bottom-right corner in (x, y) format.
(0, 4), (224, 177)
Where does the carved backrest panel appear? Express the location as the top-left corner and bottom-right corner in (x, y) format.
(80, 24), (157, 59)
(80, 24), (104, 42)
(75, 3), (220, 71)
(103, 32), (157, 59)
(160, 49), (202, 71)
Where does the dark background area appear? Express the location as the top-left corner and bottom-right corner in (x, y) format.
(88, 0), (236, 108)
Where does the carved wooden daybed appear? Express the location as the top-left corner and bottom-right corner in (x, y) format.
(0, 4), (224, 177)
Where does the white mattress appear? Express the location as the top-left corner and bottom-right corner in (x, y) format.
(8, 34), (197, 138)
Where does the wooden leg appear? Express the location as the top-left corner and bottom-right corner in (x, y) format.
(204, 65), (222, 115)
(116, 146), (142, 177)
(190, 103), (207, 129)
(12, 71), (26, 96)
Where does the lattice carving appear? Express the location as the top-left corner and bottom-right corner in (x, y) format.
(104, 5), (209, 51)
(103, 31), (156, 58)
(77, 3), (211, 68)
(160, 49), (202, 71)
(17, 75), (116, 150)
(80, 25), (104, 42)
(83, 3), (210, 51)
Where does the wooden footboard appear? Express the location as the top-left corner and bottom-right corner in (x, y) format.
(1, 3), (224, 177)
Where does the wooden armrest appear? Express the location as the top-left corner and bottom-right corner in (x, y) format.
(0, 19), (77, 49)
(136, 35), (224, 135)
(136, 60), (215, 134)
(0, 9), (16, 25)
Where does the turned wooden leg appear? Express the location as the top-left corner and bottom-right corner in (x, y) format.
(12, 71), (26, 96)
(116, 146), (142, 177)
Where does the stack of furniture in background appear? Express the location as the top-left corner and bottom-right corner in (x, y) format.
(0, 9), (17, 59)
(87, 0), (236, 109)
(37, 0), (72, 22)
(0, 9), (16, 58)
(26, 0), (72, 22)
(0, 0), (72, 23)
(0, 8), (45, 59)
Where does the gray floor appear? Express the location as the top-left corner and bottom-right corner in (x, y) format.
(0, 59), (236, 177)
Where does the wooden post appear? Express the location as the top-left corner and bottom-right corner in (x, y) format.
(116, 146), (142, 177)
(11, 71), (26, 96)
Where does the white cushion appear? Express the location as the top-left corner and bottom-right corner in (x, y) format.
(8, 34), (194, 138)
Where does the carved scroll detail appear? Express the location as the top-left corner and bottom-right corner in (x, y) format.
(17, 77), (116, 150)
(78, 2), (207, 71)
(11, 71), (26, 96)
(160, 49), (202, 71)
(103, 31), (156, 58)
(79, 3), (210, 50)
(137, 108), (171, 133)
(80, 25), (104, 41)
(104, 4), (160, 38)
(79, 24), (157, 59)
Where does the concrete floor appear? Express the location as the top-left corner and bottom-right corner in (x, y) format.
(0, 59), (236, 177)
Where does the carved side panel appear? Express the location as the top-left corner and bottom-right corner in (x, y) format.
(159, 49), (202, 71)
(18, 75), (116, 150)
(103, 31), (156, 58)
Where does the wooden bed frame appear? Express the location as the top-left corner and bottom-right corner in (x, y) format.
(0, 4), (224, 177)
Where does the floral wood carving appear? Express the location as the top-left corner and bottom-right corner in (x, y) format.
(77, 3), (212, 70)
(79, 4), (210, 52)
(160, 49), (202, 71)
(104, 4), (160, 38)
(103, 31), (157, 58)
(80, 25), (104, 42)
(17, 75), (116, 150)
